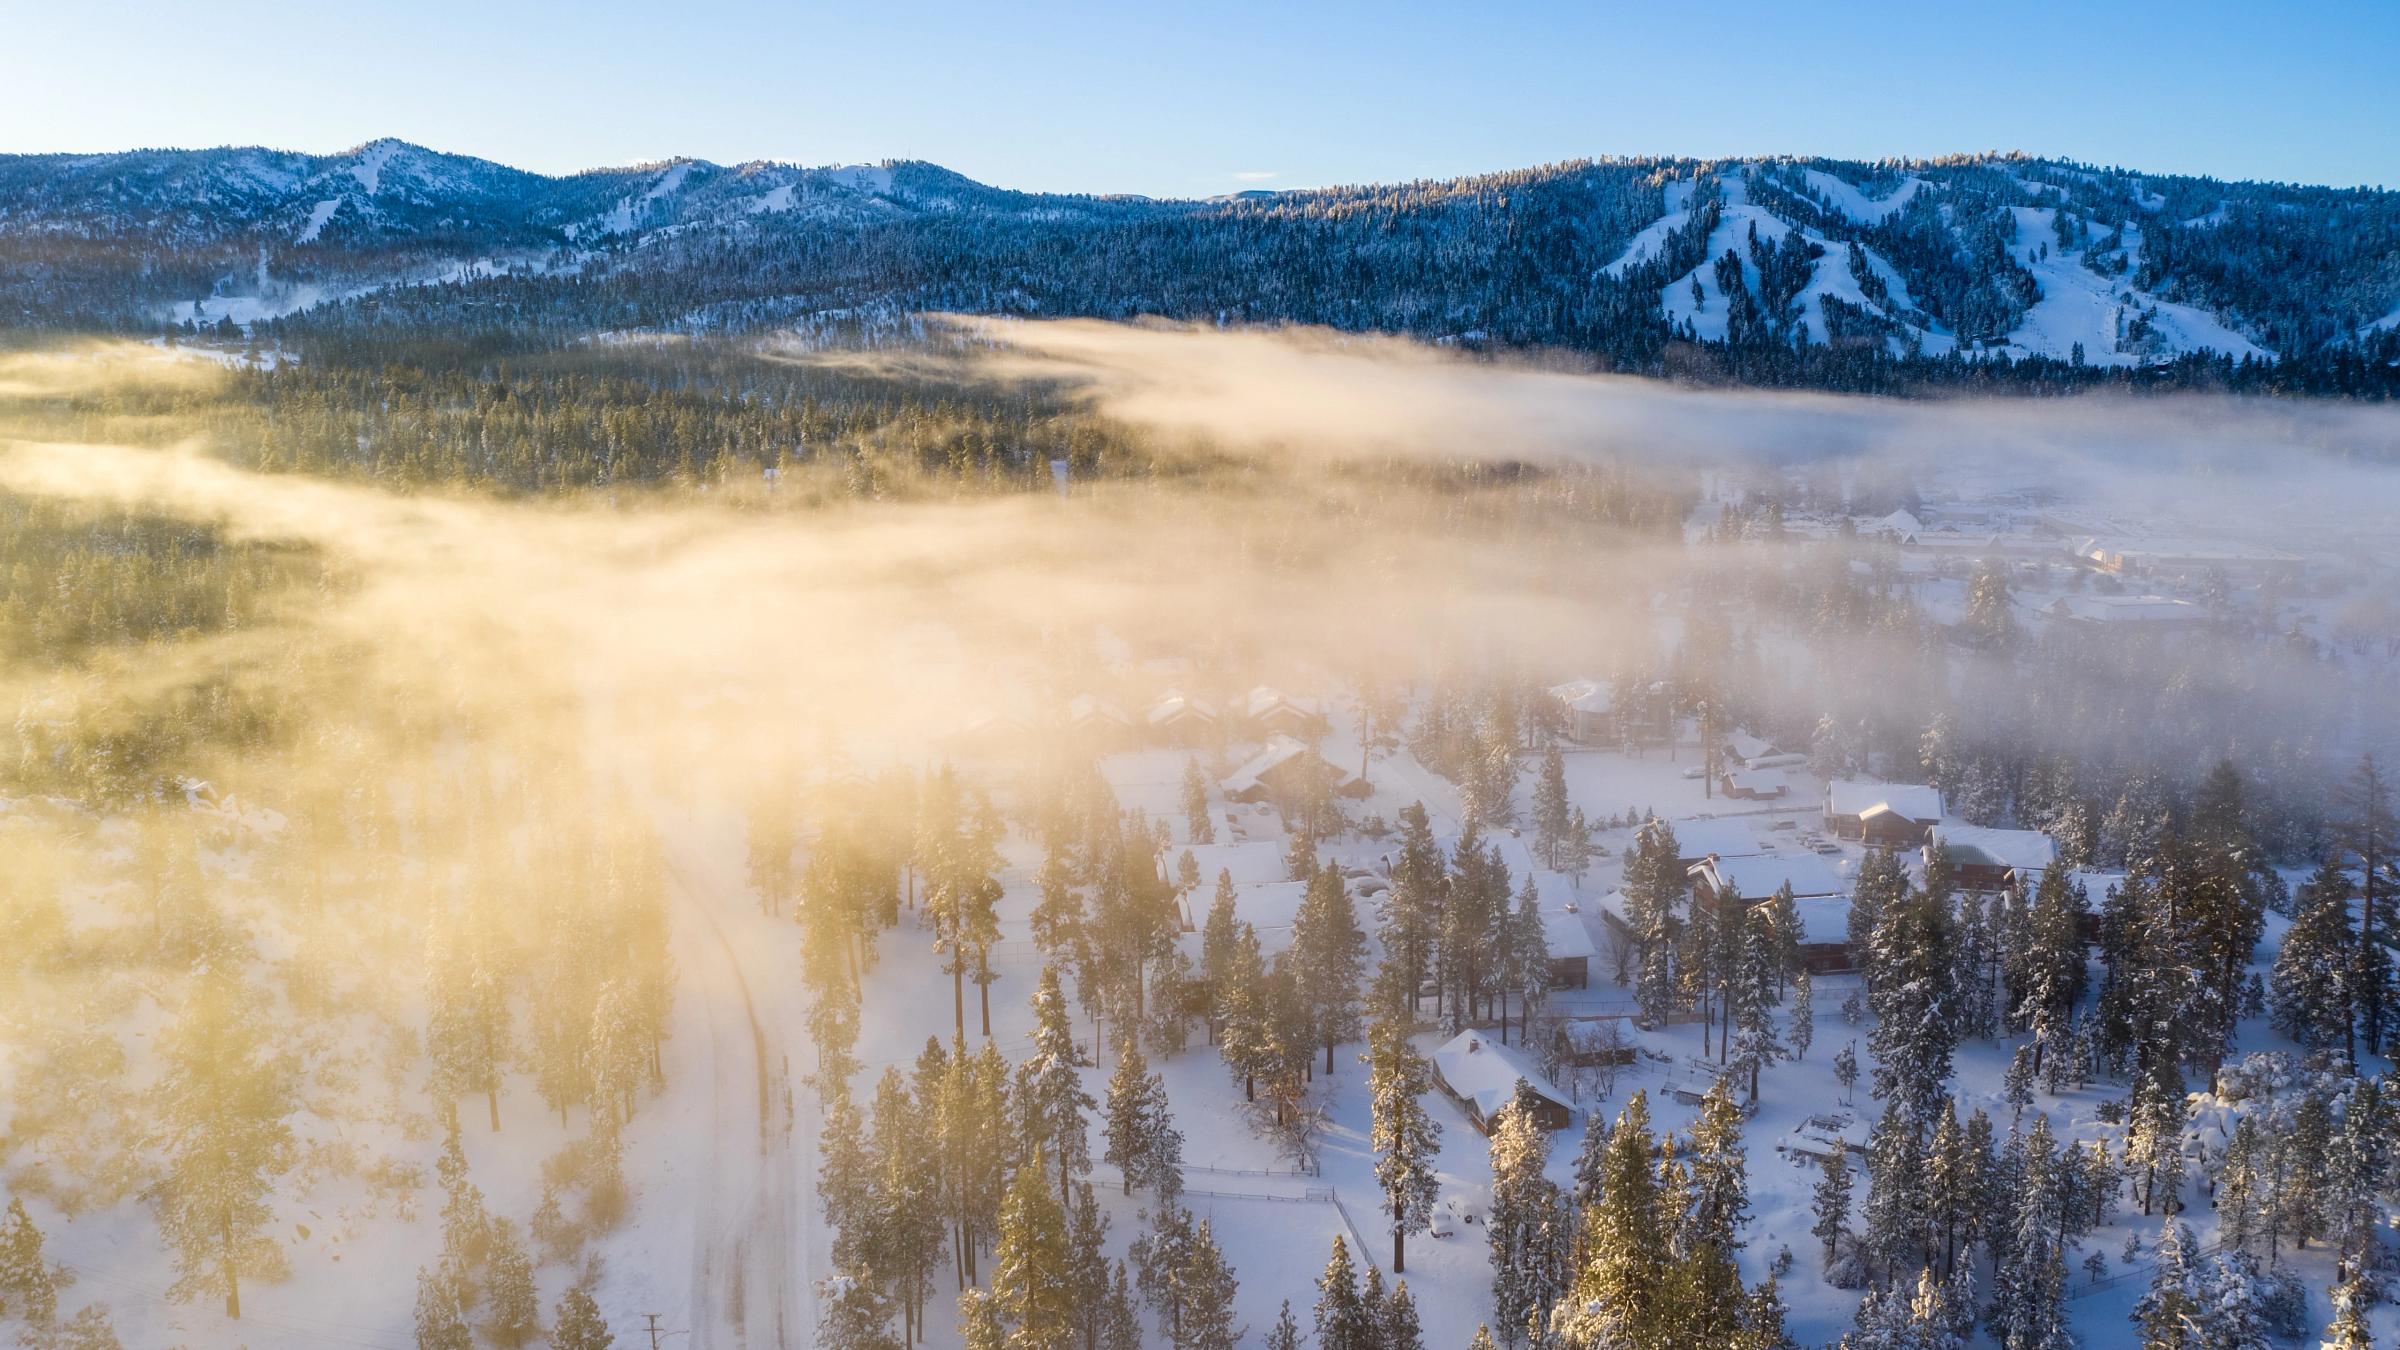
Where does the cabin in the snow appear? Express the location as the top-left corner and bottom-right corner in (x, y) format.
(1067, 695), (1135, 745)
(1430, 1031), (1573, 1133)
(1824, 780), (1945, 848)
(1718, 767), (1788, 800)
(1144, 689), (1219, 742)
(1240, 685), (1325, 738)
(1689, 852), (1854, 973)
(1219, 734), (1370, 806)
(1928, 825), (2057, 892)
(1646, 817), (1771, 871)
(1532, 875), (1598, 989)
(1545, 678), (1616, 745)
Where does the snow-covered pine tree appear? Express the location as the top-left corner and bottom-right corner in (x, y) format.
(1865, 864), (1959, 1127)
(484, 1218), (538, 1349)
(1730, 914), (1783, 1102)
(1625, 821), (1682, 1026)
(1811, 1148), (1851, 1268)
(148, 969), (296, 1320)
(1533, 744), (1574, 870)
(1991, 1115), (2070, 1350)
(1290, 863), (1366, 1073)
(1860, 1106), (1926, 1286)
(1016, 967), (1096, 1206)
(1262, 1299), (1302, 1350)
(552, 1286), (614, 1350)
(1100, 1262), (1143, 1350)
(1175, 1219), (1242, 1350)
(1065, 1183), (1111, 1350)
(1216, 921), (1271, 1101)
(1790, 969), (1814, 1061)
(1570, 1109), (1612, 1213)
(1383, 1280), (1426, 1350)
(1684, 1080), (1751, 1258)
(1199, 870), (1239, 1044)
(1380, 802), (1445, 1017)
(0, 1196), (57, 1326)
(2271, 857), (2357, 1055)
(1312, 1234), (1375, 1350)
(870, 1066), (944, 1340)
(1505, 874), (1551, 1044)
(1181, 758), (1214, 845)
(1487, 1091), (1568, 1347)
(414, 1262), (472, 1350)
(1103, 1033), (1180, 1201)
(1366, 1009), (1441, 1274)
(2320, 1276), (2373, 1350)
(991, 1149), (1077, 1350)
(1553, 1091), (1668, 1349)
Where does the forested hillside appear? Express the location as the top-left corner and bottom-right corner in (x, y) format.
(6, 143), (2399, 395)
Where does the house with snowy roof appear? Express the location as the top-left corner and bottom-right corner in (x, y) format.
(1218, 734), (1369, 806)
(1240, 685), (1324, 737)
(1644, 816), (1771, 871)
(1824, 780), (1945, 848)
(1430, 1031), (1573, 1133)
(1144, 689), (1219, 742)
(1719, 767), (1788, 801)
(1928, 824), (2057, 892)
(1067, 694), (1134, 743)
(1530, 871), (1599, 989)
(1546, 678), (1616, 744)
(1689, 852), (1854, 972)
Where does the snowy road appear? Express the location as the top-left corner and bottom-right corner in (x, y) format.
(645, 809), (823, 1349)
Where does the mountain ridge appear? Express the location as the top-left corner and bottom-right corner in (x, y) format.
(5, 141), (2398, 390)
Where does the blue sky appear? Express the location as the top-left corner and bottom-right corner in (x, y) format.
(6, 0), (2395, 196)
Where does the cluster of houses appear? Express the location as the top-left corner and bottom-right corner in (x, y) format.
(948, 684), (1331, 754)
(1067, 684), (1329, 745)
(1589, 779), (2064, 979)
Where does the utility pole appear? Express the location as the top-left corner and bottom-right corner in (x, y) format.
(642, 1313), (686, 1350)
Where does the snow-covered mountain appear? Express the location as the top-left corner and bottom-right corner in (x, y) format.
(4, 141), (2396, 383)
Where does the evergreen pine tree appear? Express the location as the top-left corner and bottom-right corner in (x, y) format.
(1174, 1220), (1242, 1350)
(1291, 863), (1367, 1073)
(2321, 1276), (2374, 1350)
(1534, 744), (1575, 870)
(552, 1286), (614, 1350)
(991, 1151), (1077, 1350)
(0, 1196), (57, 1326)
(1311, 1233), (1376, 1350)
(415, 1263), (473, 1350)
(484, 1218), (539, 1349)
(148, 969), (296, 1319)
(1811, 1148), (1851, 1268)
(1554, 1091), (1667, 1350)
(1487, 1091), (1568, 1348)
(1016, 967), (1096, 1206)
(1099, 1262), (1144, 1350)
(1263, 1301), (1303, 1350)
(1367, 1008), (1442, 1274)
